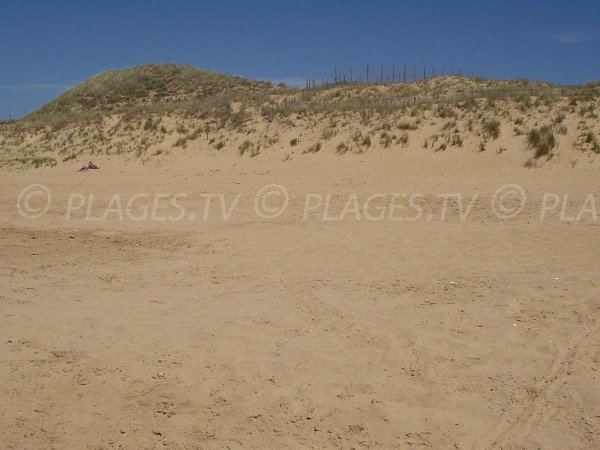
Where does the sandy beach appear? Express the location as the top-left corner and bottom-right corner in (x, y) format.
(1, 146), (599, 448)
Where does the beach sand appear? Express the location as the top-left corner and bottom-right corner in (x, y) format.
(1, 148), (599, 448)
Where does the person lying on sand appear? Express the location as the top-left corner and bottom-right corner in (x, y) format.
(79, 161), (100, 172)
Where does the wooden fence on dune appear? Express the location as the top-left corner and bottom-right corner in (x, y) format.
(274, 76), (600, 114)
(306, 64), (470, 87)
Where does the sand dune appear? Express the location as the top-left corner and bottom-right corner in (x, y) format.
(1, 67), (600, 447)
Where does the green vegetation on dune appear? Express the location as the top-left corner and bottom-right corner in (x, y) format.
(30, 64), (270, 115)
(1, 64), (599, 169)
(21, 64), (282, 129)
(10, 64), (600, 131)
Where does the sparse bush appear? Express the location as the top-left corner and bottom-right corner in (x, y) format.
(143, 117), (157, 131)
(361, 135), (371, 147)
(304, 142), (322, 153)
(62, 153), (77, 162)
(238, 140), (260, 157)
(174, 137), (188, 148)
(482, 119), (501, 139)
(321, 128), (336, 140)
(239, 139), (253, 155)
(585, 131), (596, 144)
(451, 134), (463, 147)
(263, 135), (279, 147)
(336, 142), (349, 154)
(579, 103), (597, 118)
(443, 120), (457, 131)
(524, 158), (537, 168)
(360, 110), (371, 125)
(398, 133), (409, 147)
(557, 125), (568, 135)
(380, 121), (392, 131)
(135, 143), (148, 158)
(186, 126), (203, 141)
(527, 126), (556, 158)
(542, 93), (557, 108)
(229, 110), (251, 131)
(437, 106), (456, 119)
(380, 132), (393, 148)
(22, 156), (57, 168)
(585, 131), (600, 153)
(462, 97), (477, 111)
(398, 121), (417, 131)
(518, 97), (533, 112)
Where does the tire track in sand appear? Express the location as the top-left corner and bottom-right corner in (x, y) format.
(478, 323), (600, 450)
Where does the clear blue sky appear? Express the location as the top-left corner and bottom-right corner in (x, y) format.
(1, 0), (598, 118)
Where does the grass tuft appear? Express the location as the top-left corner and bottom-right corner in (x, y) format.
(527, 126), (556, 158)
(482, 119), (501, 140)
